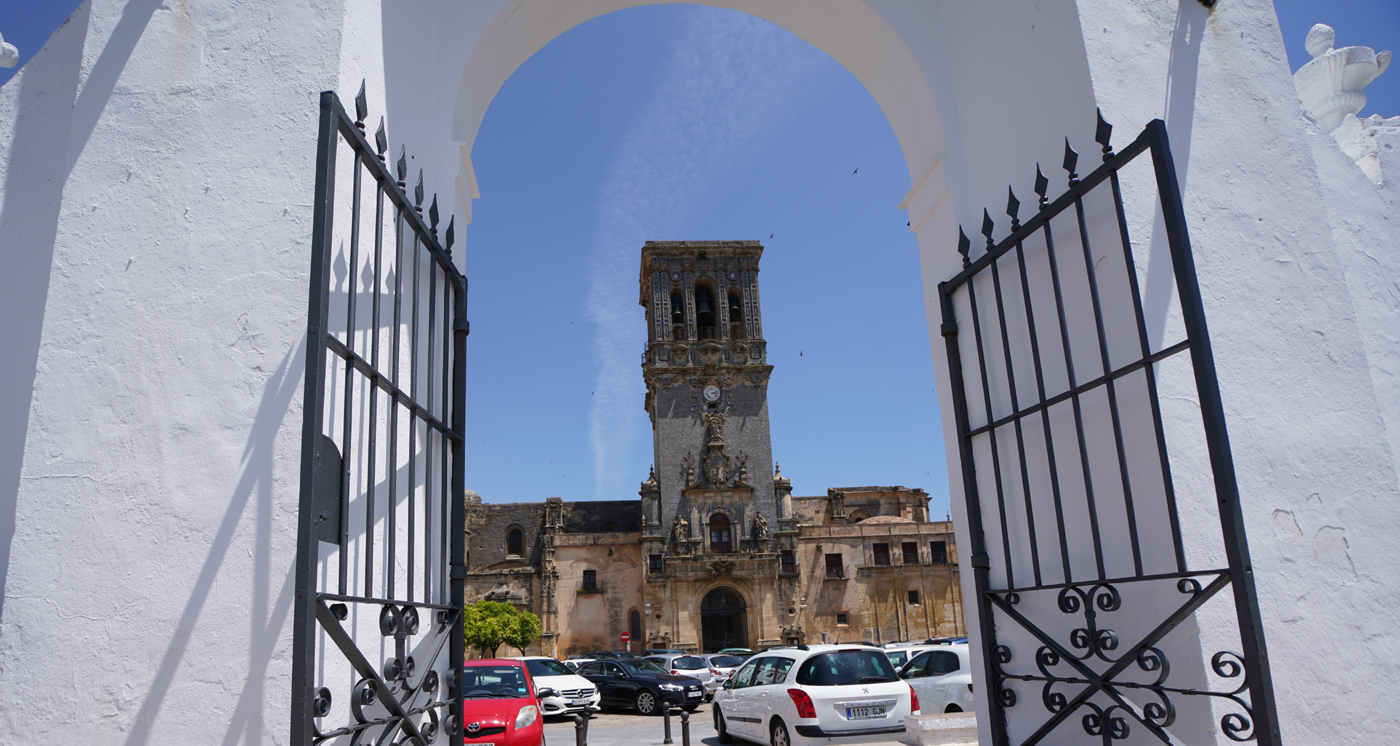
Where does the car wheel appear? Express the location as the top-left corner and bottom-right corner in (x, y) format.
(770, 717), (790, 746)
(714, 707), (733, 744)
(634, 689), (658, 715)
(944, 704), (963, 713)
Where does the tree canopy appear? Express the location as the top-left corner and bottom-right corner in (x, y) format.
(463, 600), (542, 657)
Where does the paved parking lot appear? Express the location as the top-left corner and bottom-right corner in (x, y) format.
(539, 703), (918, 746)
(541, 702), (719, 746)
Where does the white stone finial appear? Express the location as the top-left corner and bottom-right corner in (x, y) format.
(0, 33), (18, 69)
(1294, 23), (1392, 132)
(1305, 24), (1336, 58)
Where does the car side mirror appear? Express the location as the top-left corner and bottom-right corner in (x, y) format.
(537, 687), (556, 699)
(723, 679), (735, 689)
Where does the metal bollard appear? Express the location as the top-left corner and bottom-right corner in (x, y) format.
(680, 709), (691, 746)
(575, 713), (588, 746)
(662, 704), (673, 745)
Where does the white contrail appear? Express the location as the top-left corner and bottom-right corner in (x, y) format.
(586, 7), (826, 498)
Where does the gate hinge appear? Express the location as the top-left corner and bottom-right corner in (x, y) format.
(450, 565), (469, 580)
(455, 318), (470, 334)
(970, 553), (990, 569)
(940, 321), (958, 337)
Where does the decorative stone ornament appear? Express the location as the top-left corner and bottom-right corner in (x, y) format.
(1293, 23), (1399, 184)
(0, 32), (16, 68)
(1294, 24), (1392, 132)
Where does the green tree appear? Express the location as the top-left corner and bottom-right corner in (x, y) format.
(463, 601), (517, 657)
(506, 610), (543, 655)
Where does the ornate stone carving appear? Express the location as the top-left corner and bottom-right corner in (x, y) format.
(709, 559), (735, 577)
(1294, 23), (1399, 184)
(672, 514), (689, 546)
(752, 513), (769, 542)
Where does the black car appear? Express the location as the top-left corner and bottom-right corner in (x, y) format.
(576, 659), (705, 715)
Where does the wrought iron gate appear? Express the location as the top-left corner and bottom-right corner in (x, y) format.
(939, 115), (1280, 745)
(292, 85), (467, 746)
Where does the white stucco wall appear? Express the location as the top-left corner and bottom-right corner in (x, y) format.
(1, 0), (1397, 744)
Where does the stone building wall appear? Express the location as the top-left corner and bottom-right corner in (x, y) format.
(553, 532), (644, 656)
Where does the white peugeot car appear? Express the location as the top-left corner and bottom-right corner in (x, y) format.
(712, 645), (919, 746)
(897, 644), (974, 714)
(516, 656), (602, 717)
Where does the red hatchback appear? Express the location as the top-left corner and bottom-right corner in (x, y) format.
(461, 659), (548, 746)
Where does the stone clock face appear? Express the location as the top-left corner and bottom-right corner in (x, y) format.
(702, 384), (721, 402)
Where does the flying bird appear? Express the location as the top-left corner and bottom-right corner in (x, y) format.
(769, 233), (773, 239)
(852, 168), (858, 174)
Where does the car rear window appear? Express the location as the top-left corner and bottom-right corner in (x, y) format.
(795, 650), (898, 686)
(710, 656), (742, 667)
(673, 656), (705, 669)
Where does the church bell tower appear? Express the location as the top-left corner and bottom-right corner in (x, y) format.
(638, 241), (781, 556)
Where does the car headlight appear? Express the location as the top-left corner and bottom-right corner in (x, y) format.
(659, 683), (683, 692)
(515, 705), (538, 729)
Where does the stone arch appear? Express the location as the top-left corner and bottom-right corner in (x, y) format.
(699, 584), (749, 653)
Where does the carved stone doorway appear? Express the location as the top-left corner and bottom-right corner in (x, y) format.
(700, 587), (747, 653)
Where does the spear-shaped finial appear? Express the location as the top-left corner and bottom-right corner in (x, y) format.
(957, 228), (972, 269)
(1006, 187), (1021, 231)
(396, 145), (407, 186)
(1034, 165), (1050, 210)
(414, 169), (424, 211)
(1062, 138), (1080, 185)
(375, 117), (388, 159)
(354, 80), (368, 128)
(444, 216), (455, 256)
(1095, 109), (1114, 162)
(981, 209), (995, 250)
(429, 195), (440, 233)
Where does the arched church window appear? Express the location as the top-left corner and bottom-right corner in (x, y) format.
(709, 513), (732, 554)
(670, 292), (685, 323)
(507, 526), (524, 557)
(630, 609), (642, 647)
(848, 511), (869, 524)
(695, 278), (717, 339)
(727, 290), (743, 339)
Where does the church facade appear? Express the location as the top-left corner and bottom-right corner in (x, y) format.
(464, 241), (963, 656)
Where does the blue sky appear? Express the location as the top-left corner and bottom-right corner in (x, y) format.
(2, 2), (1397, 521)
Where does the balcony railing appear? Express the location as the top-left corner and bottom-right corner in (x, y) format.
(873, 554), (891, 567)
(824, 565), (846, 580)
(697, 325), (718, 340)
(672, 323), (686, 341)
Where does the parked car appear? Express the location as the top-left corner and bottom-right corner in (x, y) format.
(698, 654), (746, 699)
(898, 644), (974, 714)
(644, 648), (685, 656)
(712, 645), (918, 746)
(515, 656), (601, 717)
(460, 659), (549, 746)
(881, 644), (943, 670)
(575, 658), (706, 715)
(643, 654), (715, 695)
(718, 647), (754, 659)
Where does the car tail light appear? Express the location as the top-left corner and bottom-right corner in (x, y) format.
(968, 684), (974, 692)
(710, 668), (721, 676)
(671, 670), (680, 675)
(787, 689), (816, 719)
(908, 684), (920, 715)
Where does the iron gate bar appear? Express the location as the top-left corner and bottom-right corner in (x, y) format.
(294, 85), (467, 746)
(1144, 118), (1279, 744)
(961, 339), (1191, 439)
(939, 114), (1279, 745)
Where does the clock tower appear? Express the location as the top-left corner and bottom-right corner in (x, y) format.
(638, 241), (788, 559)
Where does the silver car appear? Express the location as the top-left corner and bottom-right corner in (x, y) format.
(643, 654), (715, 693)
(697, 654), (745, 699)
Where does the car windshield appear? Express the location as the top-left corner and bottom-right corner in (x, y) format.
(462, 665), (530, 698)
(709, 656), (742, 667)
(614, 652), (641, 659)
(672, 656), (705, 670)
(886, 651), (909, 668)
(524, 659), (574, 677)
(619, 660), (669, 675)
(795, 650), (899, 686)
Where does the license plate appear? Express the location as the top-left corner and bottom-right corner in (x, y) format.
(846, 706), (886, 720)
(570, 699), (588, 706)
(687, 691), (702, 698)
